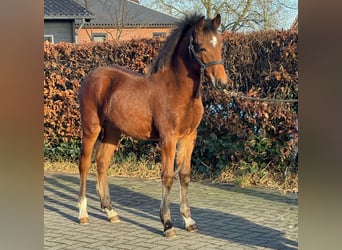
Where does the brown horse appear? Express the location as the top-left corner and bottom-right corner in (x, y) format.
(78, 13), (227, 237)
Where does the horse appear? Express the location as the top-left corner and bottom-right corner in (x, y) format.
(78, 13), (228, 237)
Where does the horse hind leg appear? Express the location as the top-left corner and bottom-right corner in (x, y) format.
(176, 131), (198, 232)
(96, 123), (121, 223)
(79, 125), (101, 224)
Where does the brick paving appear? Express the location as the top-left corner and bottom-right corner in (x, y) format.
(44, 174), (298, 249)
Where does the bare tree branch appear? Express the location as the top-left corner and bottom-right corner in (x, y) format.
(140, 0), (297, 31)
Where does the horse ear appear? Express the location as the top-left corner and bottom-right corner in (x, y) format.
(195, 16), (205, 33)
(212, 14), (221, 30)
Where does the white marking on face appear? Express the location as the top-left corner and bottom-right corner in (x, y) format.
(210, 36), (218, 47)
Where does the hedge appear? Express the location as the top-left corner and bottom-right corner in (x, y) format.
(44, 30), (298, 183)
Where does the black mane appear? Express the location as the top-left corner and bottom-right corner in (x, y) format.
(148, 13), (215, 74)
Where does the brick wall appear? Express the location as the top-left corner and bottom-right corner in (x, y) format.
(77, 27), (174, 42)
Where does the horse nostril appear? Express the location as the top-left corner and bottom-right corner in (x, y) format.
(208, 73), (227, 90)
(218, 80), (222, 89)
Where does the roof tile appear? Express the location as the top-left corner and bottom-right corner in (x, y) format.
(44, 0), (95, 19)
(73, 0), (179, 27)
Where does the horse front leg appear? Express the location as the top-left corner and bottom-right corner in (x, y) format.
(160, 134), (177, 237)
(176, 130), (198, 232)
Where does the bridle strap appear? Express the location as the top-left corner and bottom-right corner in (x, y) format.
(188, 33), (224, 83)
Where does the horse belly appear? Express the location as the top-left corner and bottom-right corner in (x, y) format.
(106, 99), (154, 140)
(119, 115), (153, 140)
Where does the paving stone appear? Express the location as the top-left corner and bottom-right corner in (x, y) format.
(44, 174), (298, 249)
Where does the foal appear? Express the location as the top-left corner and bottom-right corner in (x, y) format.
(78, 13), (227, 237)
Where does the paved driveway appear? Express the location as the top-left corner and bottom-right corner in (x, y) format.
(44, 174), (298, 249)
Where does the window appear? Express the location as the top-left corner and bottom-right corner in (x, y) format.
(92, 33), (107, 42)
(153, 32), (166, 38)
(44, 35), (54, 43)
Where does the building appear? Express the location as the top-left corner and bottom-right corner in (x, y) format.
(44, 0), (95, 43)
(73, 0), (179, 42)
(44, 0), (179, 43)
(290, 15), (298, 31)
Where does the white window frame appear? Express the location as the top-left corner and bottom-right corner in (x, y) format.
(153, 32), (167, 38)
(92, 33), (108, 42)
(44, 35), (54, 43)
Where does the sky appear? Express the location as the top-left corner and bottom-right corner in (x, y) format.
(139, 0), (298, 30)
(281, 0), (298, 29)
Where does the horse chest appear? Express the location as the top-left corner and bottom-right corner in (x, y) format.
(178, 101), (204, 134)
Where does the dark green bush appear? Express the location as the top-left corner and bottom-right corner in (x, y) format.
(44, 139), (81, 162)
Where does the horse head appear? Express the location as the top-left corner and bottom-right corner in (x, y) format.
(189, 14), (228, 89)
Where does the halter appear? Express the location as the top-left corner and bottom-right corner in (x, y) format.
(188, 33), (225, 83)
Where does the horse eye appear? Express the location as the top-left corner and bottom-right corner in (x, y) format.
(199, 47), (206, 52)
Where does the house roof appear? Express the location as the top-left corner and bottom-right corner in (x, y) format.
(290, 15), (298, 30)
(73, 0), (179, 28)
(44, 0), (95, 20)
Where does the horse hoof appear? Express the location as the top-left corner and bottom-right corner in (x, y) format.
(164, 227), (176, 238)
(79, 217), (89, 225)
(108, 215), (120, 223)
(186, 224), (199, 233)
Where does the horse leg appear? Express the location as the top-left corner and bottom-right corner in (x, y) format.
(78, 125), (101, 224)
(176, 131), (198, 232)
(160, 134), (177, 237)
(96, 124), (121, 223)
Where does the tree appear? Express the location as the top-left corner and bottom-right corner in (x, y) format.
(140, 0), (297, 31)
(75, 0), (148, 40)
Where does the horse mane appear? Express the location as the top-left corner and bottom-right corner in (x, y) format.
(148, 13), (215, 75)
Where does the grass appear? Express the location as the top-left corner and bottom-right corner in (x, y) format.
(44, 155), (161, 180)
(44, 157), (298, 194)
(215, 168), (298, 193)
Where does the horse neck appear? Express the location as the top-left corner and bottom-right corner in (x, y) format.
(157, 33), (200, 98)
(174, 36), (202, 98)
(148, 32), (202, 99)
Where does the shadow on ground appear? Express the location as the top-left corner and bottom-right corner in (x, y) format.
(45, 174), (297, 249)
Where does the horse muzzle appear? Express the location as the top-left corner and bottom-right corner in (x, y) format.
(207, 68), (228, 90)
